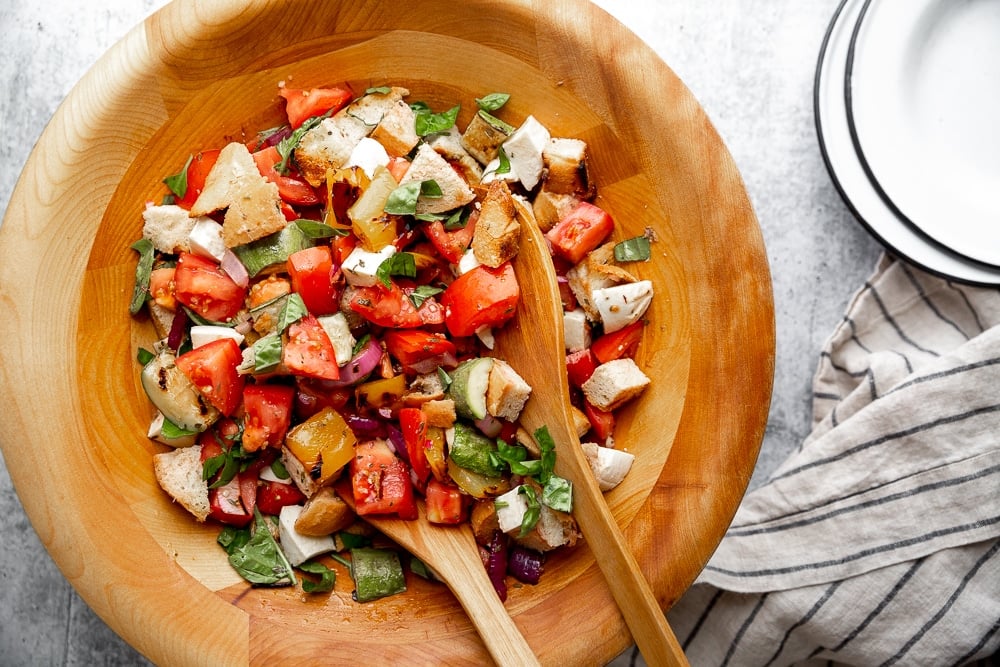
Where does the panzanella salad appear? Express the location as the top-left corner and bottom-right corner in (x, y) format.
(130, 82), (654, 601)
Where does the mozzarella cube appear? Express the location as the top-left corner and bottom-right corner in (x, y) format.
(317, 312), (356, 366)
(456, 248), (481, 276)
(592, 280), (654, 333)
(187, 217), (227, 263)
(278, 504), (336, 566)
(581, 442), (635, 491)
(190, 325), (244, 349)
(563, 308), (591, 352)
(345, 137), (391, 179)
(342, 245), (396, 287)
(495, 486), (529, 534)
(499, 115), (550, 191)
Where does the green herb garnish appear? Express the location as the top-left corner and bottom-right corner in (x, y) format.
(376, 252), (417, 287)
(408, 285), (444, 309)
(614, 235), (652, 262)
(226, 509), (296, 586)
(413, 104), (460, 137)
(128, 239), (155, 315)
(299, 561), (336, 593)
(277, 293), (308, 331)
(162, 154), (193, 198)
(475, 92), (510, 112)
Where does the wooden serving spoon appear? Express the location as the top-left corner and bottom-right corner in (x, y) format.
(335, 480), (541, 667)
(491, 220), (690, 666)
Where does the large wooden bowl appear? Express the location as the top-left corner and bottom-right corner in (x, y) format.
(0, 0), (773, 664)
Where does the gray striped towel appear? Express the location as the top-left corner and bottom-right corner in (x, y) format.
(614, 254), (1000, 666)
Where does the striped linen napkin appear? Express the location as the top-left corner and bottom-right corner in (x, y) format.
(615, 254), (1000, 666)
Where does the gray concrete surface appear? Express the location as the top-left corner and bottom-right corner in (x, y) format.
(0, 1), (885, 664)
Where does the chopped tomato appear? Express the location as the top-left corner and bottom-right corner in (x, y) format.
(349, 282), (445, 329)
(331, 233), (358, 267)
(591, 320), (644, 363)
(175, 338), (244, 415)
(252, 145), (322, 207)
(399, 408), (432, 491)
(423, 214), (477, 264)
(287, 246), (339, 315)
(546, 201), (615, 264)
(440, 263), (520, 337)
(242, 384), (295, 452)
(566, 348), (598, 388)
(425, 478), (468, 525)
(173, 252), (247, 322)
(283, 314), (341, 381)
(386, 156), (411, 181)
(149, 267), (177, 310)
(384, 329), (458, 373)
(279, 85), (353, 128)
(175, 149), (221, 210)
(350, 439), (418, 520)
(584, 400), (615, 441)
(256, 480), (306, 515)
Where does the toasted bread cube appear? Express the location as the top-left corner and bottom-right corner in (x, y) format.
(428, 126), (483, 185)
(542, 137), (596, 199)
(153, 445), (210, 522)
(461, 110), (514, 165)
(531, 190), (581, 232)
(486, 358), (531, 421)
(294, 487), (355, 536)
(581, 358), (651, 411)
(400, 143), (476, 215)
(472, 180), (521, 267)
(369, 97), (420, 157)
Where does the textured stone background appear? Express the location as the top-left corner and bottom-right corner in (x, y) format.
(0, 1), (883, 664)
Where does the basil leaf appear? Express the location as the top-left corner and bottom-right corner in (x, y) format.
(408, 285), (443, 309)
(477, 109), (515, 133)
(269, 458), (290, 481)
(437, 367), (453, 390)
(277, 293), (308, 331)
(414, 104), (460, 137)
(136, 347), (155, 365)
(202, 454), (227, 483)
(385, 180), (442, 215)
(228, 509), (296, 586)
(217, 525), (251, 553)
(299, 561), (336, 593)
(495, 146), (512, 175)
(251, 334), (283, 374)
(162, 154), (193, 198)
(533, 426), (557, 484)
(614, 235), (652, 262)
(384, 182), (422, 215)
(443, 206), (471, 230)
(517, 485), (542, 537)
(542, 475), (573, 513)
(128, 239), (155, 315)
(161, 417), (197, 440)
(476, 92), (510, 112)
(294, 219), (339, 239)
(376, 252), (417, 287)
(366, 86), (392, 95)
(276, 113), (329, 175)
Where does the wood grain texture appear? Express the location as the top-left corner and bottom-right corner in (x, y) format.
(0, 0), (774, 665)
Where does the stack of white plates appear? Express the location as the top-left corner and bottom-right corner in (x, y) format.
(816, 0), (1000, 284)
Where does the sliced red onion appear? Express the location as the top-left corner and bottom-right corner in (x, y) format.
(261, 125), (293, 148)
(507, 546), (545, 585)
(485, 530), (508, 602)
(386, 423), (407, 462)
(315, 338), (382, 388)
(220, 249), (249, 288)
(475, 414), (504, 438)
(407, 352), (459, 375)
(345, 415), (386, 439)
(167, 308), (188, 351)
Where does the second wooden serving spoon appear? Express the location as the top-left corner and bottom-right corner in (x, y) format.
(491, 218), (690, 666)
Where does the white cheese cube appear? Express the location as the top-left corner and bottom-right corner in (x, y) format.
(563, 308), (591, 352)
(456, 248), (481, 276)
(342, 245), (396, 287)
(500, 115), (550, 191)
(190, 325), (244, 349)
(495, 485), (529, 533)
(581, 442), (635, 491)
(278, 504), (336, 566)
(317, 312), (356, 366)
(592, 280), (654, 333)
(345, 137), (391, 179)
(187, 217), (227, 263)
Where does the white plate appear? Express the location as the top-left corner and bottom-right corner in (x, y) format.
(815, 0), (1000, 285)
(846, 0), (1000, 267)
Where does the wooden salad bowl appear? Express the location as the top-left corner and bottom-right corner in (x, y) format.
(0, 0), (774, 665)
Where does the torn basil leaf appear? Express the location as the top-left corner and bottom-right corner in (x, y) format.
(129, 239), (155, 315)
(276, 112), (329, 174)
(476, 92), (510, 112)
(414, 104), (460, 137)
(162, 154), (193, 198)
(614, 235), (652, 262)
(542, 475), (573, 513)
(251, 334), (283, 374)
(517, 485), (542, 537)
(385, 180), (441, 215)
(408, 285), (443, 309)
(376, 252), (417, 287)
(299, 561), (336, 593)
(365, 86), (392, 96)
(136, 347), (155, 365)
(228, 509), (296, 586)
(294, 219), (339, 239)
(277, 293), (308, 331)
(161, 417), (197, 440)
